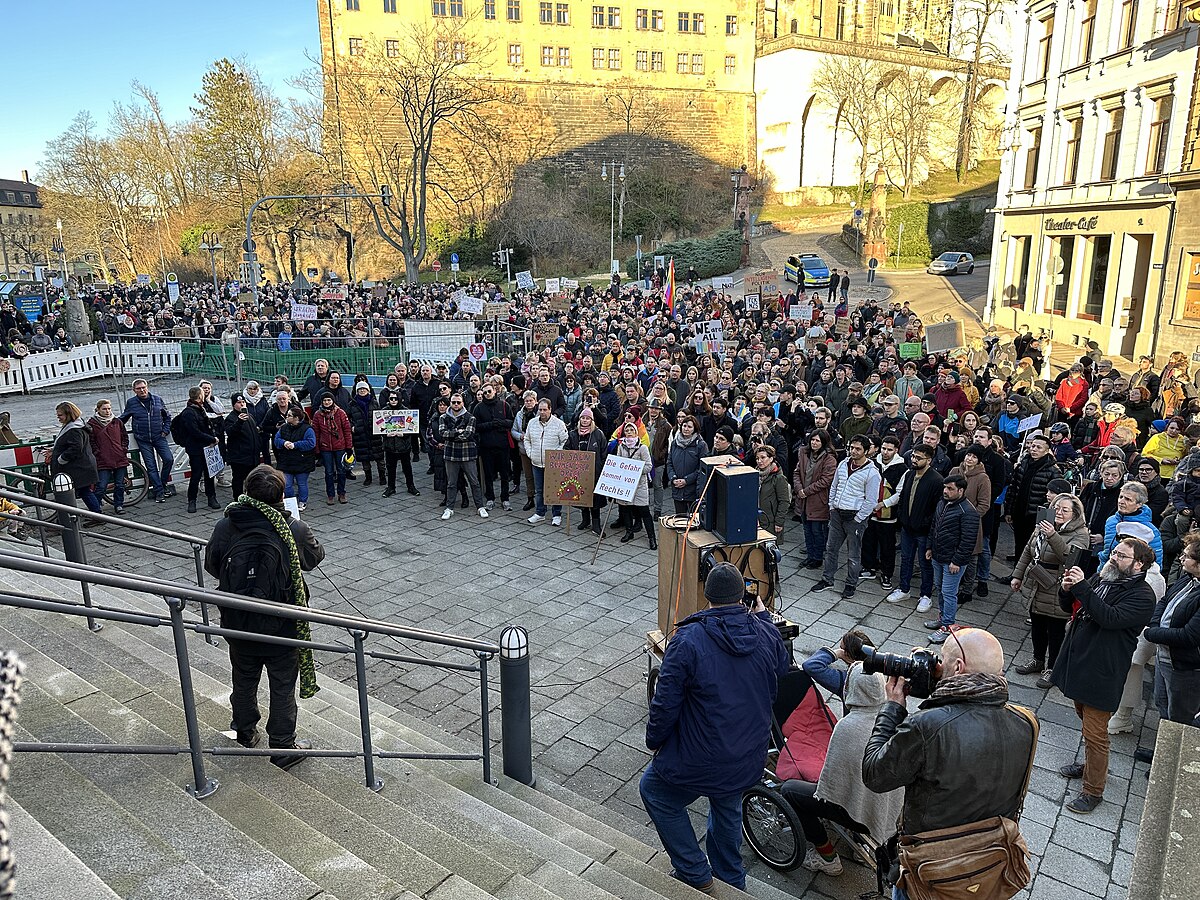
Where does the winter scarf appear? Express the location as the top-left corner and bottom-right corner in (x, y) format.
(922, 672), (1009, 707)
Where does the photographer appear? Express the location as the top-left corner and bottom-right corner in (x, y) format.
(862, 628), (1038, 900)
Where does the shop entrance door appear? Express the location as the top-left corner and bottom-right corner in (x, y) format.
(1121, 235), (1153, 358)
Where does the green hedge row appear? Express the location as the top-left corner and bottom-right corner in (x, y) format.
(624, 228), (742, 280)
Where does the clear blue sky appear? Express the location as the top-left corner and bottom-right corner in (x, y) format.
(0, 0), (317, 183)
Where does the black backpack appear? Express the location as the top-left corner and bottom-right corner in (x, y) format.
(169, 411), (187, 447)
(218, 524), (295, 643)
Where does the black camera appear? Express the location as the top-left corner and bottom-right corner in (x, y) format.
(860, 646), (942, 699)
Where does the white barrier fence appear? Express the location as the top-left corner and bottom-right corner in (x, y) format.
(0, 341), (184, 395)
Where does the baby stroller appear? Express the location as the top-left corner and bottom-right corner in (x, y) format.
(741, 668), (881, 886)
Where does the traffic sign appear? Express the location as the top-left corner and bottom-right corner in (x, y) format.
(166, 272), (177, 283)
(432, 260), (442, 271)
(868, 257), (878, 269)
(242, 239), (255, 253)
(854, 208), (864, 218)
(450, 252), (459, 264)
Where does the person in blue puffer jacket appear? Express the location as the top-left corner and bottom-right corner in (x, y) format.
(640, 563), (790, 894)
(1099, 480), (1163, 567)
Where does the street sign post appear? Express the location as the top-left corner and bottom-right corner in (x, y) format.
(450, 252), (460, 273)
(432, 259), (442, 282)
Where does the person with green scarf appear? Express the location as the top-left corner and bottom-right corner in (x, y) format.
(204, 464), (325, 769)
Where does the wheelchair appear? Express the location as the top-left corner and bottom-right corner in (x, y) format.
(741, 668), (882, 886)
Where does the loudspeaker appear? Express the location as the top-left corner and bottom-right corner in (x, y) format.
(698, 455), (759, 545)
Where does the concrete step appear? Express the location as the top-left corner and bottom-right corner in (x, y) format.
(7, 798), (122, 900)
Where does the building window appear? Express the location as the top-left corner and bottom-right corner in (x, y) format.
(677, 51), (689, 72)
(692, 12), (704, 32)
(436, 39), (449, 58)
(386, 39), (399, 56)
(1051, 237), (1074, 315)
(453, 40), (465, 60)
(608, 6), (621, 27)
(558, 46), (571, 65)
(346, 0), (359, 9)
(593, 4), (605, 26)
(691, 53), (704, 74)
(636, 7), (648, 28)
(594, 47), (605, 68)
(1063, 119), (1082, 185)
(1035, 16), (1054, 80)
(651, 50), (663, 70)
(383, 0), (397, 11)
(1083, 236), (1110, 321)
(636, 49), (649, 70)
(432, 0), (446, 14)
(726, 15), (737, 35)
(450, 0), (463, 14)
(1101, 108), (1124, 180)
(608, 48), (621, 68)
(556, 2), (569, 24)
(678, 11), (690, 32)
(1118, 0), (1139, 49)
(348, 37), (363, 55)
(540, 1), (554, 22)
(507, 0), (521, 21)
(836, 0), (847, 39)
(724, 54), (736, 74)
(1146, 95), (1173, 176)
(542, 45), (555, 65)
(485, 0), (496, 18)
(1023, 126), (1041, 190)
(508, 43), (523, 65)
(1078, 0), (1096, 65)
(651, 8), (663, 29)
(1008, 236), (1031, 308)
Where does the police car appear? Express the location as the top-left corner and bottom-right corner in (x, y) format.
(784, 253), (832, 288)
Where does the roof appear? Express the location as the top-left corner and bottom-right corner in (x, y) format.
(0, 179), (41, 207)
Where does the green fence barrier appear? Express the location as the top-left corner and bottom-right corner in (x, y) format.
(180, 342), (407, 384)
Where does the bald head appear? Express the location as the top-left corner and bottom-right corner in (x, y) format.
(940, 628), (1005, 677)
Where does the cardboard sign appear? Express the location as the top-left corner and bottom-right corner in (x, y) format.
(544, 449), (596, 507)
(372, 284), (388, 299)
(561, 278), (579, 290)
(545, 277), (561, 293)
(203, 444), (226, 477)
(712, 275), (734, 291)
(694, 321), (724, 356)
(456, 293), (484, 316)
(899, 341), (923, 359)
(515, 271), (536, 290)
(467, 343), (487, 363)
(531, 322), (560, 347)
(925, 319), (966, 354)
(372, 409), (420, 435)
(790, 303), (813, 322)
(290, 302), (318, 320)
(595, 455), (647, 502)
(318, 285), (347, 302)
(744, 293), (760, 311)
(1017, 413), (1043, 434)
(483, 301), (510, 319)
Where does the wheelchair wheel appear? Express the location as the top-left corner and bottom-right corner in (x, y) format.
(741, 786), (805, 871)
(646, 666), (659, 707)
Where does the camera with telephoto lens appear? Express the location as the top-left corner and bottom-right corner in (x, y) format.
(860, 646), (942, 699)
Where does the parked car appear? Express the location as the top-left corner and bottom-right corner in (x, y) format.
(784, 253), (832, 288)
(927, 252), (975, 275)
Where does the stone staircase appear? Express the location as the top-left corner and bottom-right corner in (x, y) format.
(0, 563), (814, 900)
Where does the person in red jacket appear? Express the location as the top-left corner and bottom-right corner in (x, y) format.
(311, 393), (353, 504)
(88, 398), (131, 512)
(1055, 364), (1090, 423)
(932, 371), (972, 421)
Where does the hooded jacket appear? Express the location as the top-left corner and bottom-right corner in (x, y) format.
(646, 604), (790, 793)
(1099, 505), (1163, 567)
(51, 418), (99, 489)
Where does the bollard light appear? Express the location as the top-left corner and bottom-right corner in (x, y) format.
(500, 625), (529, 660)
(52, 473), (73, 494)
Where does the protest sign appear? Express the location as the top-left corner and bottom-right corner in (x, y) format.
(456, 293), (484, 316)
(595, 455), (647, 503)
(372, 409), (420, 436)
(790, 303), (813, 322)
(467, 343), (487, 363)
(744, 293), (760, 312)
(515, 271), (536, 290)
(925, 319), (966, 354)
(203, 444), (226, 477)
(289, 302), (318, 320)
(899, 341), (923, 359)
(561, 278), (579, 290)
(1017, 413), (1043, 434)
(483, 301), (510, 319)
(318, 285), (347, 303)
(531, 322), (560, 347)
(712, 275), (734, 291)
(545, 277), (561, 293)
(372, 284), (388, 299)
(694, 320), (724, 356)
(545, 450), (596, 507)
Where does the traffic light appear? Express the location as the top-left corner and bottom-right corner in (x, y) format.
(492, 250), (505, 267)
(380, 184), (392, 208)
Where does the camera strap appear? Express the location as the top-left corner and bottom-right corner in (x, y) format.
(1004, 702), (1040, 821)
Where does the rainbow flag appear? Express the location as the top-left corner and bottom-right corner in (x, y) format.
(664, 258), (676, 319)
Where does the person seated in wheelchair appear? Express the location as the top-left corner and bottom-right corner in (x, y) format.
(776, 633), (904, 876)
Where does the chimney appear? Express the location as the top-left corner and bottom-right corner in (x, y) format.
(21, 169), (29, 183)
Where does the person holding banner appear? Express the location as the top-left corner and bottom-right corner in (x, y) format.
(568, 407), (609, 534)
(380, 393), (420, 498)
(616, 422), (656, 549)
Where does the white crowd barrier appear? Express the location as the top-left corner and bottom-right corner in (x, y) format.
(0, 341), (184, 396)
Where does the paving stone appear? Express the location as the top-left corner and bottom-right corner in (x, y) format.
(1053, 816), (1117, 865)
(1041, 844), (1111, 897)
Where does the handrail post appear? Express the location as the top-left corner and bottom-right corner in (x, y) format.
(192, 543), (217, 646)
(33, 503), (49, 558)
(352, 630), (383, 791)
(166, 596), (218, 799)
(480, 652), (493, 784)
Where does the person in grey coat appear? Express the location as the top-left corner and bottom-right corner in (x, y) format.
(666, 414), (709, 515)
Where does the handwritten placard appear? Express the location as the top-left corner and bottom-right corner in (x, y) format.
(1017, 413), (1043, 434)
(899, 341), (924, 359)
(483, 301), (510, 319)
(456, 293), (484, 316)
(545, 277), (561, 293)
(594, 455), (647, 503)
(515, 271), (536, 290)
(545, 449), (595, 507)
(372, 409), (420, 435)
(290, 302), (318, 320)
(531, 322), (560, 347)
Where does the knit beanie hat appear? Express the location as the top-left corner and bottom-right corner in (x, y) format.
(704, 562), (746, 605)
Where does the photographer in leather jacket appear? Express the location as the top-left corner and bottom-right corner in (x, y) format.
(862, 628), (1037, 899)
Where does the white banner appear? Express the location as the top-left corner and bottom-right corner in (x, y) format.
(594, 455), (647, 503)
(561, 278), (579, 290)
(545, 278), (561, 293)
(403, 320), (476, 363)
(515, 271), (536, 290)
(289, 302), (318, 320)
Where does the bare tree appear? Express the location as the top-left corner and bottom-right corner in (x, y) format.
(953, 0), (1011, 180)
(600, 78), (672, 238)
(878, 68), (943, 198)
(812, 56), (884, 201)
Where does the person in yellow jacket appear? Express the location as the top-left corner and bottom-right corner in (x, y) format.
(1142, 417), (1190, 481)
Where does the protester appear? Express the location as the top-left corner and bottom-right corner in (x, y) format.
(924, 473), (980, 643)
(667, 414), (708, 515)
(46, 401), (103, 519)
(272, 406), (317, 510)
(88, 399), (130, 513)
(816, 434), (881, 600)
(172, 387), (220, 513)
(120, 378), (175, 502)
(311, 393), (353, 505)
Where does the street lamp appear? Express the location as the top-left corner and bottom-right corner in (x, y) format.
(52, 219), (67, 289)
(600, 161), (625, 276)
(199, 231), (223, 300)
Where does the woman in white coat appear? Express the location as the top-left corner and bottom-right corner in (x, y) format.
(615, 421), (656, 549)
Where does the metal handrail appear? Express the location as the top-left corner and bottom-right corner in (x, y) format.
(0, 487), (207, 548)
(0, 466), (45, 488)
(0, 548), (501, 797)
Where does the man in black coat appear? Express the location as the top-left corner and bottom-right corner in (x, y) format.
(1054, 538), (1156, 814)
(1006, 435), (1061, 563)
(175, 386), (220, 513)
(925, 474), (980, 643)
(474, 382), (514, 509)
(886, 444), (944, 610)
(533, 365), (567, 419)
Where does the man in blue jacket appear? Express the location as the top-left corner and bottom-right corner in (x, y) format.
(640, 563), (790, 893)
(120, 378), (175, 502)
